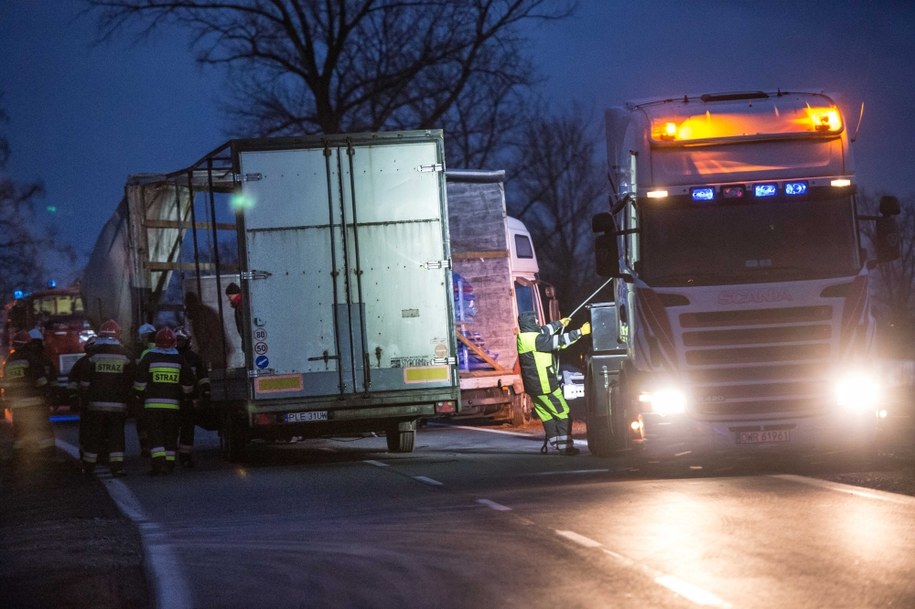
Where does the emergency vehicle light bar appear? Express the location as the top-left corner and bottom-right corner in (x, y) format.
(651, 177), (851, 204)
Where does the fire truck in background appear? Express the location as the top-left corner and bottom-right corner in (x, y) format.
(1, 283), (95, 408)
(585, 90), (901, 462)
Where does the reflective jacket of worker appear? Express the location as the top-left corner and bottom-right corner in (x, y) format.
(175, 326), (209, 467)
(516, 311), (590, 455)
(77, 320), (135, 476)
(132, 322), (157, 456)
(134, 327), (196, 475)
(0, 330), (56, 455)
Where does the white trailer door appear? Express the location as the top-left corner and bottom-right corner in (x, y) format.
(237, 137), (454, 398)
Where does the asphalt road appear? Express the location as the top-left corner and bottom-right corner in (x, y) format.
(48, 420), (915, 609)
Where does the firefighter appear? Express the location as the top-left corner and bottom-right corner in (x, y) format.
(68, 335), (97, 460)
(134, 327), (196, 476)
(28, 327), (57, 384)
(0, 329), (56, 458)
(516, 311), (590, 455)
(133, 322), (157, 457)
(175, 326), (208, 468)
(77, 320), (135, 476)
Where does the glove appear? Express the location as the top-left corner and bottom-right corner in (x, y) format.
(580, 322), (591, 336)
(560, 317), (572, 327)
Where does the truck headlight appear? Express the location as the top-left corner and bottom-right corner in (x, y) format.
(639, 387), (687, 416)
(834, 371), (881, 412)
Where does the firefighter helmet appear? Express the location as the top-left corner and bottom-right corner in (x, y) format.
(99, 319), (121, 339)
(12, 329), (31, 347)
(155, 327), (177, 349)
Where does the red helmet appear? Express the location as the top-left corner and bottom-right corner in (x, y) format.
(99, 319), (121, 339)
(155, 327), (177, 349)
(12, 330), (31, 347)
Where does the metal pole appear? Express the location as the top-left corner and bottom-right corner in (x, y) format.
(566, 276), (614, 320)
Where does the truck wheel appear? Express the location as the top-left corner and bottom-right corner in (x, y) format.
(586, 414), (616, 457)
(386, 420), (417, 453)
(219, 411), (248, 463)
(511, 393), (534, 427)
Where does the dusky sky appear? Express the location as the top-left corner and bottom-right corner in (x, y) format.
(2, 0), (914, 285)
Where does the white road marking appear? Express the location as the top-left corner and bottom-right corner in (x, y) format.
(655, 575), (732, 608)
(527, 468), (610, 476)
(363, 459), (389, 468)
(773, 474), (915, 505)
(56, 439), (193, 609)
(448, 424), (535, 437)
(476, 498), (512, 512)
(556, 529), (603, 548)
(555, 527), (732, 608)
(413, 475), (444, 486)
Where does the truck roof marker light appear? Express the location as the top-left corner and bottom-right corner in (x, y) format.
(830, 178), (852, 188)
(690, 187), (715, 202)
(646, 189), (669, 199)
(785, 181), (808, 196)
(754, 183), (778, 198)
(807, 107), (842, 132)
(661, 121), (678, 141)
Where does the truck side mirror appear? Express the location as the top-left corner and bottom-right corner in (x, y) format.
(874, 195), (902, 264)
(875, 216), (900, 263)
(593, 212), (621, 278)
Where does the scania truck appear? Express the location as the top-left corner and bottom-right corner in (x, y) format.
(585, 90), (900, 461)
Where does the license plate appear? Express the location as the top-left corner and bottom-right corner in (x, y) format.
(284, 411), (328, 423)
(736, 429), (791, 444)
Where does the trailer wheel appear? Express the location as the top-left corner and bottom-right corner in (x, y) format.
(511, 393), (534, 427)
(219, 411), (248, 463)
(386, 420), (417, 453)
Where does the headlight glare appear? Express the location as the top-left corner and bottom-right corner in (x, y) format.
(834, 371), (881, 411)
(640, 387), (688, 416)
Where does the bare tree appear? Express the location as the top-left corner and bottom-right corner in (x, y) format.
(0, 104), (75, 301)
(507, 104), (606, 315)
(85, 0), (574, 168)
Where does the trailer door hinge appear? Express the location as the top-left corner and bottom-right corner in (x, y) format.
(234, 172), (263, 183)
(241, 270), (273, 280)
(433, 356), (457, 366)
(417, 163), (444, 173)
(424, 259), (452, 270)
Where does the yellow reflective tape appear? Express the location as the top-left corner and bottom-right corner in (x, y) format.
(255, 375), (304, 394)
(403, 366), (449, 384)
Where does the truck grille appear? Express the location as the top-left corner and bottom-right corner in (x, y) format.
(678, 305), (835, 417)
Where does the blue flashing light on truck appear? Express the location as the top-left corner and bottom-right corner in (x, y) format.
(584, 90), (901, 462)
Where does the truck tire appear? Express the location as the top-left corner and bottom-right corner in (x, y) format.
(511, 393), (534, 427)
(219, 410), (248, 463)
(386, 420), (417, 453)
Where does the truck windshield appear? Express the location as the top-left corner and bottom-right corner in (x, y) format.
(639, 193), (859, 286)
